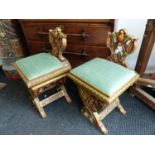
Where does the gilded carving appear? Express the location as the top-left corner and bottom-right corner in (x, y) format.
(106, 29), (137, 67)
(49, 27), (67, 61)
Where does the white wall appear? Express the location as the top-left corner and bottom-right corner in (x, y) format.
(115, 19), (148, 70)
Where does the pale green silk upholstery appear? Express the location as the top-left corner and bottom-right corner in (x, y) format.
(16, 53), (64, 80)
(70, 58), (138, 97)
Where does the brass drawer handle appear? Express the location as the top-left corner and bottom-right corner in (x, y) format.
(63, 48), (89, 57)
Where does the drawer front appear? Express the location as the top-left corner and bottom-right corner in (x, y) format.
(21, 23), (112, 46)
(27, 41), (111, 66)
(65, 44), (111, 66)
(27, 41), (51, 54)
(65, 44), (110, 58)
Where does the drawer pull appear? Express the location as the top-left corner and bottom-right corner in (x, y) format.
(68, 31), (90, 39)
(37, 47), (89, 57)
(63, 48), (89, 57)
(37, 30), (90, 39)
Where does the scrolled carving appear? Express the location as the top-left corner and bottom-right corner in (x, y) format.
(106, 29), (137, 67)
(49, 27), (67, 61)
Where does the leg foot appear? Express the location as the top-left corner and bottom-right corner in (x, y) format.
(81, 107), (108, 134)
(116, 99), (126, 115)
(60, 85), (72, 103)
(33, 98), (47, 118)
(93, 112), (108, 134)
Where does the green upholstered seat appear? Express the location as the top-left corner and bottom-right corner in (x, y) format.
(15, 53), (64, 80)
(70, 58), (138, 97)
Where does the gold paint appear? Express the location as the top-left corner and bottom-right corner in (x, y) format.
(68, 73), (139, 103)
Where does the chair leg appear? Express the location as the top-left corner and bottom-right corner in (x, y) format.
(93, 112), (108, 134)
(60, 84), (72, 103)
(33, 98), (47, 118)
(81, 107), (108, 134)
(29, 83), (71, 118)
(116, 98), (126, 115)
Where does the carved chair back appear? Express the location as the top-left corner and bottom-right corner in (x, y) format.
(106, 29), (137, 67)
(49, 27), (67, 61)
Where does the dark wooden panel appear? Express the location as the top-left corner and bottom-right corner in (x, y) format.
(20, 19), (114, 24)
(19, 19), (114, 66)
(27, 41), (111, 67)
(66, 44), (111, 58)
(20, 23), (112, 46)
(27, 41), (51, 54)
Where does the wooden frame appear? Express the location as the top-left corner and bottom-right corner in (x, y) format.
(14, 27), (72, 118)
(29, 75), (71, 118)
(131, 19), (155, 109)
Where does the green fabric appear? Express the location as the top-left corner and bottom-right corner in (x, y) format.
(71, 58), (137, 97)
(15, 53), (63, 80)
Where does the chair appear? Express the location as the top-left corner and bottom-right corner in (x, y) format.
(14, 27), (72, 118)
(68, 29), (139, 134)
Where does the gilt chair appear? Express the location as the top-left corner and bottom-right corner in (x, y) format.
(14, 27), (72, 118)
(68, 29), (139, 134)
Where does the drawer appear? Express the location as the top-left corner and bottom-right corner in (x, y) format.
(21, 23), (112, 46)
(27, 41), (111, 66)
(27, 41), (51, 54)
(65, 44), (111, 66)
(65, 24), (112, 46)
(65, 44), (110, 58)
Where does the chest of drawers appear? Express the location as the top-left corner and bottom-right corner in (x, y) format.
(19, 19), (114, 67)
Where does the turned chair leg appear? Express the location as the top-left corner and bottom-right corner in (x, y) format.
(33, 98), (47, 118)
(60, 85), (72, 103)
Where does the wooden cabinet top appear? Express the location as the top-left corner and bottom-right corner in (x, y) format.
(19, 19), (114, 24)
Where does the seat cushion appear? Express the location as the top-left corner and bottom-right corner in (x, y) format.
(70, 58), (138, 97)
(15, 53), (64, 80)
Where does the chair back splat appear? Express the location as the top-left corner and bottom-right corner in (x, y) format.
(49, 27), (67, 62)
(106, 29), (137, 67)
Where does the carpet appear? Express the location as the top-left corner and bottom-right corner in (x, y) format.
(0, 70), (155, 135)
